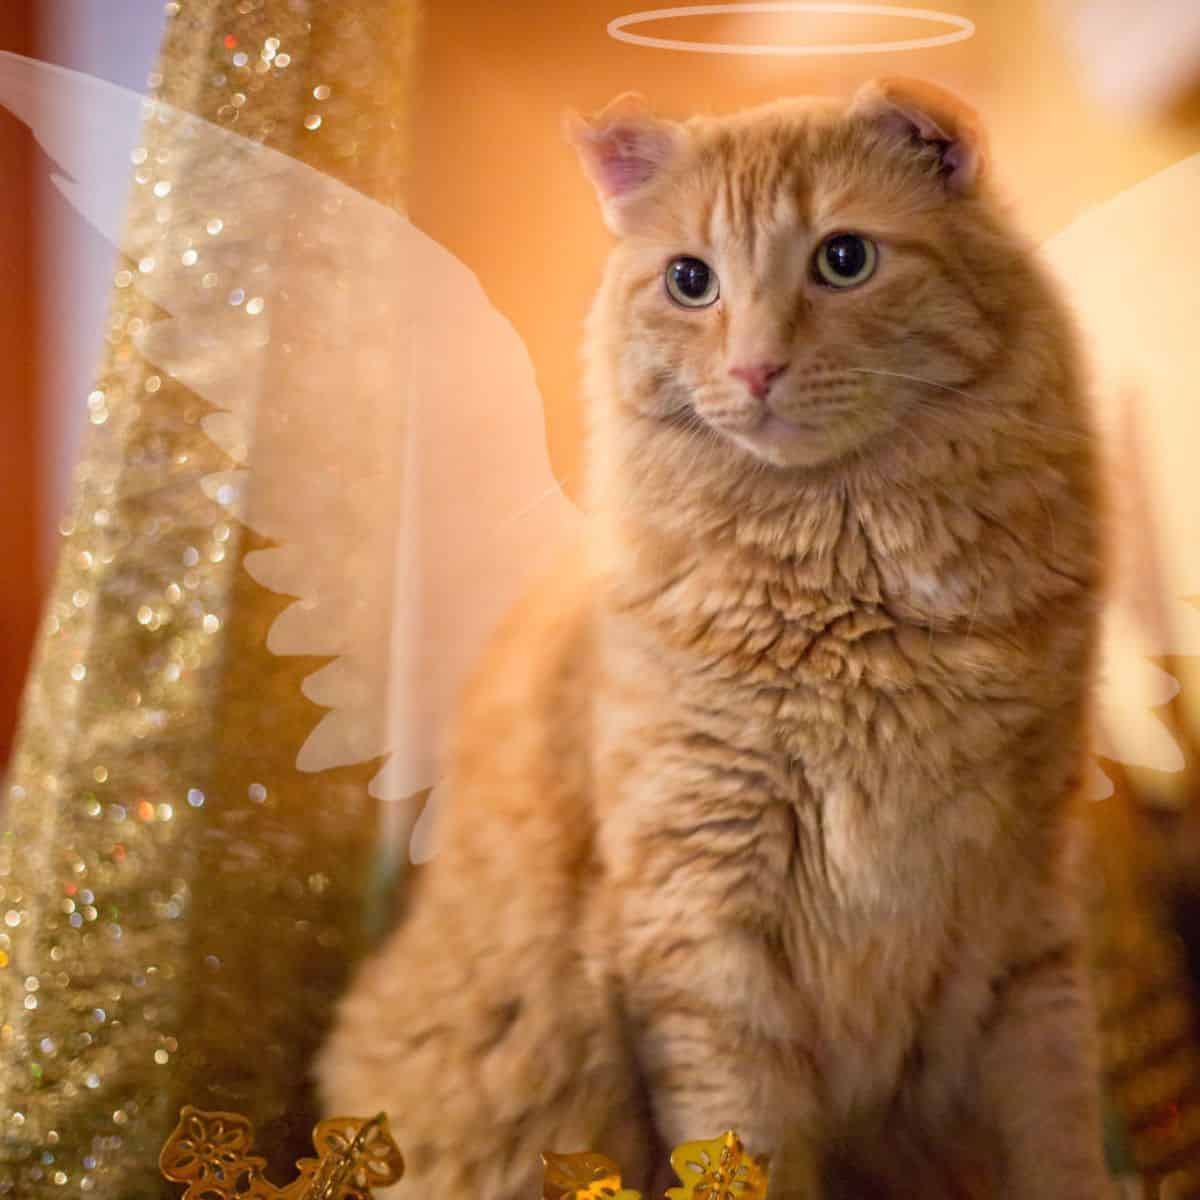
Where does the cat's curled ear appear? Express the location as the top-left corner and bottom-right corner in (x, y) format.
(564, 93), (685, 235)
(851, 77), (986, 194)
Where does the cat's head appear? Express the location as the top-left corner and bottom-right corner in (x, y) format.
(568, 80), (1044, 477)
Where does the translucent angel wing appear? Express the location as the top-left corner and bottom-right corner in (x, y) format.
(1040, 152), (1200, 801)
(12, 48), (1191, 830)
(0, 53), (582, 846)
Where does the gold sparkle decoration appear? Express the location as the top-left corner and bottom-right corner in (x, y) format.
(665, 1133), (769, 1200)
(542, 1149), (643, 1200)
(159, 1106), (403, 1200)
(0, 0), (421, 1195)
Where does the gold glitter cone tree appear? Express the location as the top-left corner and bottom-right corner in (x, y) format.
(0, 2), (420, 1194)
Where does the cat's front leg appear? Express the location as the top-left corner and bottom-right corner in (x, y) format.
(630, 1003), (824, 1199)
(974, 939), (1111, 1200)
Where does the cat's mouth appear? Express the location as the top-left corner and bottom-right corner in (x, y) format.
(709, 400), (894, 469)
(759, 410), (820, 441)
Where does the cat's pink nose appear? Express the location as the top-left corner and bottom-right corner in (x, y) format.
(729, 360), (788, 400)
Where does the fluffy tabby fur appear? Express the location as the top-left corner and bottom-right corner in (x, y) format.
(318, 79), (1109, 1199)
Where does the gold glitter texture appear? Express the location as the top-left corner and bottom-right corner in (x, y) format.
(0, 1), (420, 1195)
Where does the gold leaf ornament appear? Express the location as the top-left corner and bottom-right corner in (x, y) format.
(666, 1133), (769, 1200)
(542, 1150), (644, 1199)
(295, 1115), (407, 1200)
(159, 1107), (271, 1200)
(160, 1107), (404, 1200)
(161, 1112), (768, 1200)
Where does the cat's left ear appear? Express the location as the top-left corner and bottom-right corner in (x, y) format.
(851, 77), (986, 194)
(565, 94), (685, 234)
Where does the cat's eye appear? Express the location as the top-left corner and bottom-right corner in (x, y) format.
(814, 234), (878, 289)
(665, 257), (719, 308)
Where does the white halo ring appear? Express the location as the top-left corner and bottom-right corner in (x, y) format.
(607, 3), (975, 56)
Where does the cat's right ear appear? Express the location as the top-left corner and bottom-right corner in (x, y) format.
(564, 94), (684, 235)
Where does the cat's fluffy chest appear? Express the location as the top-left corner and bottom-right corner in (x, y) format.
(605, 542), (1037, 792)
(596, 551), (1031, 1119)
(599, 611), (1009, 919)
(595, 673), (1005, 1127)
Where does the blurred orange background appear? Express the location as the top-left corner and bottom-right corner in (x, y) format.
(406, 0), (1200, 502)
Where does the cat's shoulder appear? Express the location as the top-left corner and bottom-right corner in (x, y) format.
(457, 538), (596, 722)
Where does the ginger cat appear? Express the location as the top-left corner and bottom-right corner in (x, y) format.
(318, 79), (1109, 1199)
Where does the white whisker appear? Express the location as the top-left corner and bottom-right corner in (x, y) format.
(849, 366), (975, 403)
(852, 366), (1092, 446)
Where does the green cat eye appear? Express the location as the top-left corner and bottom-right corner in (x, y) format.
(814, 234), (878, 289)
(666, 256), (720, 308)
